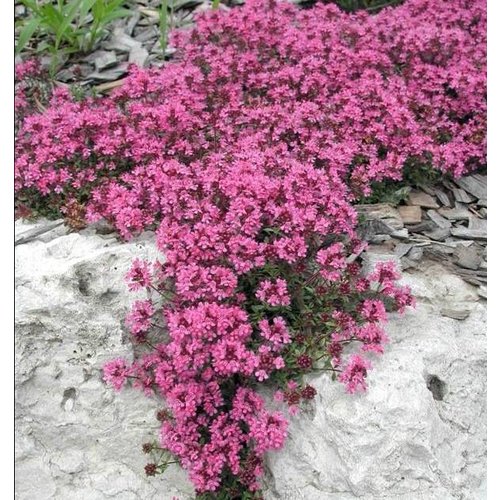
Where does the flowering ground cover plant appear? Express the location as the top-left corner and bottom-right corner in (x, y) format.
(15, 0), (485, 497)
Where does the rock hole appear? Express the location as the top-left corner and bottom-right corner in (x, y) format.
(426, 375), (446, 401)
(75, 269), (92, 296)
(100, 289), (119, 304)
(61, 387), (77, 411)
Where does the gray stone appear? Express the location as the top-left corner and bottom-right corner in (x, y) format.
(438, 207), (471, 221)
(394, 243), (413, 258)
(355, 204), (404, 230)
(129, 45), (149, 67)
(400, 256), (414, 271)
(134, 27), (158, 43)
(93, 51), (118, 71)
(462, 276), (484, 287)
(15, 223), (194, 500)
(15, 219), (67, 246)
(407, 246), (424, 261)
(125, 11), (141, 35)
(450, 227), (487, 241)
(453, 268), (487, 287)
(440, 308), (471, 320)
(444, 238), (475, 248)
(468, 216), (487, 232)
(406, 221), (435, 233)
(452, 188), (475, 204)
(454, 244), (482, 270)
(478, 286), (487, 299)
(368, 234), (392, 244)
(427, 243), (455, 256)
(455, 175), (487, 201)
(408, 190), (440, 208)
(427, 209), (452, 229)
(422, 227), (450, 241)
(103, 29), (142, 52)
(87, 63), (129, 82)
(398, 205), (422, 224)
(434, 189), (451, 207)
(390, 228), (409, 240)
(54, 68), (77, 82)
(419, 185), (435, 195)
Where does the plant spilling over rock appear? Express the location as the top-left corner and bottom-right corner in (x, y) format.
(15, 0), (485, 497)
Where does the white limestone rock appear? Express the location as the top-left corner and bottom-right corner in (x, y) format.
(15, 220), (194, 500)
(265, 265), (486, 500)
(15, 221), (486, 500)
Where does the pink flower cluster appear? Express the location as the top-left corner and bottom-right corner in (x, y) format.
(16, 0), (485, 228)
(255, 278), (290, 306)
(14, 0), (484, 495)
(107, 300), (291, 492)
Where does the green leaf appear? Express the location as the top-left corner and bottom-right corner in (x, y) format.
(56, 0), (83, 46)
(15, 16), (40, 54)
(159, 0), (169, 56)
(19, 0), (39, 13)
(91, 0), (106, 23)
(39, 3), (65, 34)
(78, 0), (98, 22)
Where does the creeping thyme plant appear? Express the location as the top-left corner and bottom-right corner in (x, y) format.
(15, 0), (485, 497)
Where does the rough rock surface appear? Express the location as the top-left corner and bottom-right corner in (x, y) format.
(15, 220), (193, 500)
(15, 220), (486, 500)
(265, 264), (486, 500)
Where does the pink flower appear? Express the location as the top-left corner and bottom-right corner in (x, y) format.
(16, 0), (484, 493)
(356, 323), (389, 353)
(125, 299), (155, 337)
(103, 359), (129, 391)
(255, 278), (291, 306)
(360, 299), (387, 323)
(316, 243), (346, 281)
(259, 317), (291, 349)
(273, 390), (284, 403)
(339, 355), (372, 394)
(126, 259), (153, 291)
(248, 411), (288, 455)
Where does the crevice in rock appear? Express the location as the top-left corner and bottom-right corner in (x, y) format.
(75, 267), (93, 296)
(61, 388), (77, 412)
(426, 375), (447, 401)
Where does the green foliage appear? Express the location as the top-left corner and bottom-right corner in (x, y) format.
(357, 158), (443, 205)
(15, 188), (66, 220)
(16, 0), (132, 72)
(159, 0), (171, 58)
